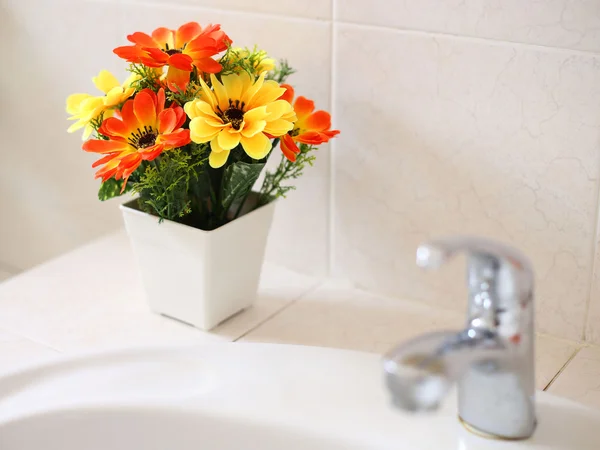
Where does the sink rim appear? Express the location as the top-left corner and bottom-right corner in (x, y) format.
(1, 342), (599, 450)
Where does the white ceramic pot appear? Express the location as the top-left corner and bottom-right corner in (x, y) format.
(120, 195), (276, 330)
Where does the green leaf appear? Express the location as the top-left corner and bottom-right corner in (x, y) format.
(220, 161), (265, 214)
(98, 178), (129, 201)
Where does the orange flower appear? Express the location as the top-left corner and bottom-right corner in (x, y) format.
(82, 88), (190, 188)
(278, 85), (339, 162)
(114, 22), (231, 91)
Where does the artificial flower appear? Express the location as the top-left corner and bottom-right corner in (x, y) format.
(114, 22), (231, 91)
(184, 72), (296, 168)
(66, 70), (139, 139)
(227, 47), (275, 75)
(278, 84), (340, 162)
(82, 88), (190, 187)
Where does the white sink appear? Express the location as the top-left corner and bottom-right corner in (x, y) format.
(0, 343), (598, 449)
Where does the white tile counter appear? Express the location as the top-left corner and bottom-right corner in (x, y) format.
(0, 231), (598, 410)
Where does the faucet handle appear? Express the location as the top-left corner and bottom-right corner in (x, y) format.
(416, 236), (532, 277)
(416, 236), (534, 334)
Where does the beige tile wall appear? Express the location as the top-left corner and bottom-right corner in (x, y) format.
(2, 0), (600, 342)
(332, 2), (600, 342)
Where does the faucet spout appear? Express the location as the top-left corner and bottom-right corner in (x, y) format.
(383, 236), (536, 440)
(384, 327), (504, 412)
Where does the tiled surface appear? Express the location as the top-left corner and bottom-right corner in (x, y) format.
(337, 0), (600, 52)
(536, 335), (580, 389)
(120, 2), (333, 276)
(3, 0), (600, 347)
(587, 243), (600, 344)
(242, 281), (582, 390)
(0, 235), (592, 407)
(0, 232), (319, 353)
(242, 280), (463, 354)
(121, 0), (332, 20)
(0, 329), (60, 373)
(333, 23), (600, 341)
(549, 346), (600, 409)
(0, 0), (128, 270)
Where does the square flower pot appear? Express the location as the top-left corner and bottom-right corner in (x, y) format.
(120, 194), (276, 330)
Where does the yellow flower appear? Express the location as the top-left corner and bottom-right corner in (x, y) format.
(184, 72), (296, 168)
(66, 70), (139, 140)
(230, 47), (275, 75)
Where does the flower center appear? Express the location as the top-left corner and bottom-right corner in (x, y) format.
(128, 126), (158, 149)
(219, 99), (246, 131)
(163, 42), (183, 56)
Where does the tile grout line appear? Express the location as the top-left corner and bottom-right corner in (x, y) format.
(337, 20), (600, 57)
(0, 327), (64, 354)
(101, 0), (600, 57)
(543, 347), (581, 391)
(112, 0), (334, 25)
(580, 162), (600, 342)
(233, 279), (326, 342)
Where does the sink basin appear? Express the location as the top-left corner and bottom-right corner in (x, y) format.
(0, 343), (599, 449)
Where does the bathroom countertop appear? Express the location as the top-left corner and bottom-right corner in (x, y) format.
(0, 230), (599, 410)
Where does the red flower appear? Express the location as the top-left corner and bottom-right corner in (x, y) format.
(279, 84), (340, 162)
(82, 88), (190, 188)
(114, 22), (231, 91)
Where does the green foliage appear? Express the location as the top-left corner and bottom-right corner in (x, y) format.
(134, 144), (207, 222)
(98, 178), (131, 201)
(267, 59), (295, 84)
(219, 45), (277, 78)
(259, 143), (317, 205)
(167, 80), (201, 105)
(128, 63), (161, 92)
(220, 161), (265, 218)
(85, 48), (317, 230)
(89, 112), (107, 139)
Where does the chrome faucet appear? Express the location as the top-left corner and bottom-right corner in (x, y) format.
(383, 236), (536, 440)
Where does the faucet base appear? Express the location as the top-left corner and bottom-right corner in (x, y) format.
(458, 415), (535, 441)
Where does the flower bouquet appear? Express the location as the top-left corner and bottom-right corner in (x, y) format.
(66, 21), (339, 329)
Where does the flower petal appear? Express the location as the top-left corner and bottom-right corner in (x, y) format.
(209, 149), (230, 168)
(293, 96), (315, 120)
(210, 74), (230, 112)
(280, 134), (300, 162)
(247, 80), (285, 110)
(189, 117), (223, 142)
(240, 132), (271, 160)
(264, 118), (294, 137)
(265, 99), (294, 120)
(279, 84), (294, 103)
(168, 53), (194, 71)
(221, 73), (243, 102)
(83, 139), (129, 154)
(151, 27), (174, 49)
(120, 99), (139, 131)
(157, 109), (177, 134)
(159, 129), (191, 148)
(241, 118), (266, 138)
(176, 22), (201, 48)
(66, 93), (90, 114)
(240, 73), (264, 106)
(305, 110), (332, 132)
(92, 70), (120, 94)
(102, 117), (130, 138)
(133, 89), (157, 126)
(127, 32), (156, 46)
(217, 129), (241, 150)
